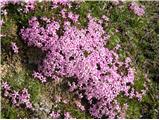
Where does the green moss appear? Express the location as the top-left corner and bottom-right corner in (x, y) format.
(133, 72), (145, 91)
(27, 80), (42, 103)
(55, 102), (92, 119)
(65, 106), (86, 119)
(126, 100), (142, 119)
(117, 93), (129, 105)
(1, 99), (30, 119)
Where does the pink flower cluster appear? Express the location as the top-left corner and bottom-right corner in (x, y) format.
(0, 0), (36, 14)
(20, 7), (145, 119)
(11, 42), (19, 54)
(68, 12), (79, 22)
(129, 2), (145, 16)
(64, 112), (75, 119)
(50, 111), (61, 119)
(50, 111), (75, 119)
(33, 71), (47, 83)
(2, 81), (32, 109)
(51, 0), (70, 8)
(75, 100), (85, 111)
(23, 0), (36, 13)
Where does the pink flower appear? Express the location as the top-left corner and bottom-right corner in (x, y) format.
(0, 19), (4, 27)
(50, 111), (60, 119)
(2, 82), (32, 109)
(52, 0), (70, 8)
(41, 16), (50, 23)
(102, 15), (109, 21)
(11, 42), (19, 54)
(68, 82), (77, 92)
(33, 71), (47, 83)
(61, 9), (67, 18)
(26, 101), (32, 109)
(12, 90), (19, 98)
(68, 12), (79, 22)
(115, 44), (121, 50)
(62, 99), (69, 104)
(2, 81), (10, 91)
(54, 95), (62, 103)
(129, 2), (145, 16)
(75, 101), (85, 111)
(23, 0), (36, 13)
(64, 112), (74, 119)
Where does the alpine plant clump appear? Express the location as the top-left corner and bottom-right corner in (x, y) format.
(20, 9), (146, 118)
(12, 1), (148, 118)
(2, 82), (32, 109)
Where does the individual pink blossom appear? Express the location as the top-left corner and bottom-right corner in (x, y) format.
(64, 112), (74, 119)
(68, 82), (77, 92)
(102, 15), (109, 21)
(141, 89), (146, 95)
(2, 81), (10, 91)
(68, 12), (79, 22)
(2, 81), (11, 97)
(61, 9), (67, 18)
(41, 16), (51, 23)
(135, 91), (143, 101)
(75, 101), (85, 111)
(11, 42), (19, 54)
(115, 44), (121, 50)
(62, 99), (69, 104)
(23, 0), (36, 13)
(32, 71), (47, 83)
(115, 29), (119, 33)
(55, 95), (62, 103)
(0, 19), (4, 27)
(54, 95), (62, 103)
(26, 101), (33, 109)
